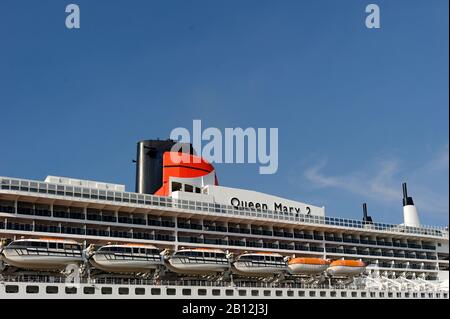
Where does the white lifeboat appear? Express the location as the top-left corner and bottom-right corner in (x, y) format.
(326, 260), (366, 277)
(1, 238), (83, 270)
(288, 257), (330, 275)
(232, 252), (287, 276)
(167, 248), (230, 274)
(89, 243), (163, 273)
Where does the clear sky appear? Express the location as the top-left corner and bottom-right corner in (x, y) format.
(0, 0), (448, 226)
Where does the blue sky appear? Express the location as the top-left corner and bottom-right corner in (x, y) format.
(0, 0), (448, 226)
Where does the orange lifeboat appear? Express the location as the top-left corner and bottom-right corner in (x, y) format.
(327, 260), (366, 277)
(288, 257), (330, 275)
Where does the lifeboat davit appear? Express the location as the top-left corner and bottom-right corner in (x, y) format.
(232, 252), (287, 276)
(167, 248), (230, 275)
(1, 238), (83, 270)
(288, 257), (330, 275)
(89, 243), (163, 273)
(326, 260), (366, 277)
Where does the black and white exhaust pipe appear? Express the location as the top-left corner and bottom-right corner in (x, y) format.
(402, 182), (420, 227)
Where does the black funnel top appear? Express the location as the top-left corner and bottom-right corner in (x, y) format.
(402, 182), (414, 206)
(362, 203), (373, 224)
(135, 139), (193, 194)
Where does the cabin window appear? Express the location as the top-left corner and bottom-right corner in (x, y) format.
(118, 287), (129, 295)
(204, 252), (210, 258)
(167, 288), (176, 296)
(184, 185), (193, 193)
(225, 290), (234, 296)
(46, 286), (59, 294)
(182, 289), (192, 296)
(135, 288), (145, 295)
(151, 288), (161, 295)
(5, 285), (19, 293)
(195, 187), (201, 194)
(49, 243), (57, 249)
(198, 289), (207, 296)
(58, 243), (64, 249)
(212, 289), (221, 296)
(133, 248), (139, 254)
(171, 182), (182, 192)
(264, 290), (272, 297)
(65, 287), (77, 294)
(26, 286), (39, 294)
(101, 287), (112, 295)
(276, 290), (283, 297)
(83, 287), (95, 295)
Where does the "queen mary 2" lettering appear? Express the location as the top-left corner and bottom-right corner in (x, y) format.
(231, 197), (310, 215)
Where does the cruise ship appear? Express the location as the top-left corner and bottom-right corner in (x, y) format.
(0, 139), (448, 299)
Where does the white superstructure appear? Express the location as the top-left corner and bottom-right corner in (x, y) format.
(0, 173), (448, 299)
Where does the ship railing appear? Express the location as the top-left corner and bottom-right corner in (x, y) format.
(0, 176), (448, 238)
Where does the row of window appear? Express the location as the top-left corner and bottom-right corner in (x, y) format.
(0, 201), (440, 249)
(3, 285), (447, 299)
(1, 223), (441, 261)
(98, 247), (160, 255)
(7, 241), (81, 251)
(174, 251), (227, 259)
(238, 255), (285, 262)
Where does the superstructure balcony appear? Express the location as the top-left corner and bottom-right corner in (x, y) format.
(262, 230), (273, 236)
(6, 221), (33, 232)
(279, 243), (295, 250)
(263, 242), (278, 249)
(344, 248), (357, 254)
(295, 244), (309, 251)
(132, 232), (154, 240)
(86, 228), (109, 237)
(155, 234), (175, 241)
(204, 238), (228, 246)
(0, 201), (15, 214)
(228, 239), (246, 247)
(34, 224), (60, 233)
(111, 230), (132, 239)
(273, 230), (283, 237)
(313, 234), (324, 240)
(178, 236), (203, 244)
(250, 228), (262, 235)
(245, 240), (263, 248)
